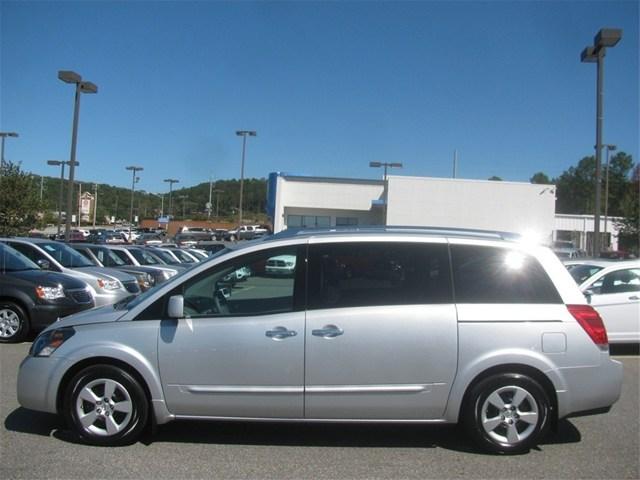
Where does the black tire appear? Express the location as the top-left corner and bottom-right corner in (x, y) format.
(64, 364), (148, 446)
(463, 373), (551, 454)
(0, 301), (30, 343)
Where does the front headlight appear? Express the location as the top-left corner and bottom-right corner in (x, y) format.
(97, 278), (121, 291)
(35, 285), (65, 300)
(161, 270), (177, 280)
(138, 273), (154, 289)
(30, 327), (75, 357)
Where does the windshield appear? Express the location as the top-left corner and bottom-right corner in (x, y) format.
(568, 264), (604, 284)
(171, 249), (196, 263)
(0, 244), (40, 272)
(40, 242), (95, 268)
(129, 248), (161, 265)
(150, 249), (180, 265)
(91, 247), (127, 266)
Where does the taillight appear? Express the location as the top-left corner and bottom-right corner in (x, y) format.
(567, 304), (609, 350)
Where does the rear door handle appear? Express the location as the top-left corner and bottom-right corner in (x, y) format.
(265, 326), (297, 340)
(629, 296), (639, 301)
(312, 325), (344, 338)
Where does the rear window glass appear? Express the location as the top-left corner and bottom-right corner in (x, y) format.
(451, 245), (562, 304)
(307, 242), (452, 309)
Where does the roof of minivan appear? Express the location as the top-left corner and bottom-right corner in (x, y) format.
(266, 226), (523, 242)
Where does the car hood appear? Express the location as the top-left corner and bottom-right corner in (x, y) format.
(72, 266), (136, 282)
(47, 304), (128, 330)
(5, 269), (88, 290)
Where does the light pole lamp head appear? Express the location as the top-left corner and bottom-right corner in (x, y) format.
(595, 28), (622, 48)
(126, 165), (144, 172)
(236, 130), (257, 137)
(47, 160), (63, 166)
(80, 81), (98, 94)
(581, 46), (598, 63)
(369, 162), (382, 168)
(0, 132), (19, 138)
(389, 162), (403, 168)
(58, 70), (82, 83)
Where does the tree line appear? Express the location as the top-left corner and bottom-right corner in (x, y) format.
(529, 151), (638, 244)
(3, 170), (268, 228)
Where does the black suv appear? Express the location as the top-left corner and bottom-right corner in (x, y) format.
(0, 243), (95, 343)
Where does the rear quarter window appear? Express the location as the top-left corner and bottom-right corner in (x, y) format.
(451, 244), (562, 304)
(307, 242), (453, 309)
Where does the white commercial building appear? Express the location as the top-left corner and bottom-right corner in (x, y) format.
(267, 172), (625, 250)
(267, 173), (557, 243)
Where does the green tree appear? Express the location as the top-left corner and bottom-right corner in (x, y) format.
(615, 164), (639, 251)
(0, 162), (43, 235)
(555, 156), (596, 214)
(488, 176), (503, 181)
(530, 172), (551, 184)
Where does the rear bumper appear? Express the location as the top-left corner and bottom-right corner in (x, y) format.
(555, 357), (623, 419)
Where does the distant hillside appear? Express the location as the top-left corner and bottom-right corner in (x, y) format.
(32, 174), (268, 224)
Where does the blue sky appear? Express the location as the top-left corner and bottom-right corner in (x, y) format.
(1, 0), (638, 194)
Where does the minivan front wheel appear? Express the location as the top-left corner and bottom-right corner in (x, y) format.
(464, 373), (550, 454)
(64, 365), (148, 446)
(0, 302), (29, 343)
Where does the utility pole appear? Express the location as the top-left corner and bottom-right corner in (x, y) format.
(93, 183), (98, 227)
(77, 183), (82, 227)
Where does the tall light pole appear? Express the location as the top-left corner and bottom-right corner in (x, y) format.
(235, 130), (257, 227)
(58, 70), (98, 242)
(152, 193), (164, 218)
(126, 166), (143, 238)
(213, 189), (224, 219)
(92, 183), (98, 227)
(581, 28), (622, 256)
(178, 195), (188, 219)
(0, 132), (19, 173)
(163, 178), (179, 219)
(47, 160), (77, 236)
(603, 144), (617, 243)
(369, 161), (403, 225)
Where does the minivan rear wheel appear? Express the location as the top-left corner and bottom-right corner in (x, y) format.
(464, 373), (550, 454)
(64, 365), (148, 446)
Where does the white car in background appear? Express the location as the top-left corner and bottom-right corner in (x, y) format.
(266, 254), (296, 276)
(566, 259), (640, 344)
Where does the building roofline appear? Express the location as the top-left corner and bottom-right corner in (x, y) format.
(267, 225), (522, 242)
(273, 172), (384, 186)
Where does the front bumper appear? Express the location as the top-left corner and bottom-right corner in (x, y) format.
(30, 303), (93, 331)
(17, 354), (74, 414)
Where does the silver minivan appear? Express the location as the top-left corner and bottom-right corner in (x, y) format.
(17, 228), (623, 453)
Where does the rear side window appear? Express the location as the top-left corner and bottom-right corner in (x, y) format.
(307, 242), (452, 310)
(451, 245), (562, 304)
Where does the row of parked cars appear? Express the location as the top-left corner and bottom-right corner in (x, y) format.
(0, 237), (222, 342)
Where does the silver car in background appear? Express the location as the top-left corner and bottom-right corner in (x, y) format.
(17, 228), (622, 453)
(1, 238), (140, 306)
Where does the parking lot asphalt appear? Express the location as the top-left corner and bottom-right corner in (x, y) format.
(1, 342), (638, 480)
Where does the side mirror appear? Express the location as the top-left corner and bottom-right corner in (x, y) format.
(36, 259), (51, 270)
(167, 295), (184, 319)
(584, 289), (594, 304)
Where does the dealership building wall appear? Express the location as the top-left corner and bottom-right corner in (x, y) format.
(268, 173), (557, 241)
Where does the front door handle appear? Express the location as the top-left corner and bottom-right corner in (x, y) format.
(265, 326), (297, 340)
(312, 325), (344, 338)
(629, 295), (639, 301)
